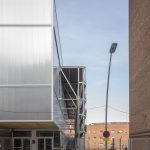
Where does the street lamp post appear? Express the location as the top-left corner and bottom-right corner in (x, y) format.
(105, 43), (117, 150)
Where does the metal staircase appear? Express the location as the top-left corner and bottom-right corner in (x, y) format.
(60, 67), (86, 150)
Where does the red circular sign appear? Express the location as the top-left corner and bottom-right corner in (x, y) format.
(103, 131), (110, 138)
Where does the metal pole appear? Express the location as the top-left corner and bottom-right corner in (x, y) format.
(105, 53), (112, 150)
(77, 67), (80, 150)
(112, 138), (115, 150)
(120, 137), (122, 150)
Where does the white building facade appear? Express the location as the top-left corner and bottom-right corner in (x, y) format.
(0, 0), (86, 150)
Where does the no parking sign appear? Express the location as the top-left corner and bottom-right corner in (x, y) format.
(103, 131), (110, 138)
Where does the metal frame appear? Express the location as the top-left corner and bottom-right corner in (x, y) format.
(10, 130), (60, 150)
(12, 137), (54, 150)
(60, 67), (86, 149)
(12, 137), (31, 150)
(37, 137), (53, 150)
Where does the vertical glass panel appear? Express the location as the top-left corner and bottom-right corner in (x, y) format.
(14, 139), (21, 147)
(46, 139), (52, 150)
(14, 139), (22, 150)
(38, 139), (44, 150)
(0, 131), (11, 137)
(13, 131), (31, 137)
(36, 131), (53, 137)
(0, 0), (52, 24)
(23, 139), (30, 150)
(54, 131), (60, 147)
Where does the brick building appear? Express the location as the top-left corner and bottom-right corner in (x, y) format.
(85, 122), (129, 150)
(129, 0), (150, 149)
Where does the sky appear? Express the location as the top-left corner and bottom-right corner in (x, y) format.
(56, 0), (129, 124)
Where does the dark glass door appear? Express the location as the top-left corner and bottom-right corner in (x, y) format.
(38, 139), (44, 150)
(13, 138), (31, 150)
(46, 139), (52, 150)
(23, 139), (30, 150)
(14, 139), (21, 150)
(38, 138), (52, 150)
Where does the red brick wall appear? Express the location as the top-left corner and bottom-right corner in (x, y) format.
(85, 123), (129, 150)
(129, 0), (150, 149)
(129, 0), (150, 136)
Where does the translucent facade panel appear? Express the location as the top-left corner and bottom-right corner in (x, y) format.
(0, 0), (52, 24)
(0, 27), (52, 84)
(0, 87), (52, 120)
(0, 27), (52, 120)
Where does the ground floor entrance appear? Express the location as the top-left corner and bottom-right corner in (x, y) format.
(0, 130), (63, 150)
(13, 138), (31, 150)
(13, 138), (53, 150)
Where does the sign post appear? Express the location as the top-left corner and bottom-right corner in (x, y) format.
(103, 131), (110, 145)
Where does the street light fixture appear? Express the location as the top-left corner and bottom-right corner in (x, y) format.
(110, 43), (117, 53)
(105, 43), (117, 150)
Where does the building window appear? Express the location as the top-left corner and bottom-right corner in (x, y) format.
(36, 131), (53, 137)
(125, 130), (128, 133)
(0, 131), (11, 137)
(54, 131), (60, 147)
(87, 143), (90, 150)
(94, 143), (97, 150)
(118, 130), (123, 133)
(111, 130), (115, 134)
(13, 131), (31, 137)
(100, 130), (103, 133)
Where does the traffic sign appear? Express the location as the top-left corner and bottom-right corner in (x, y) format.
(103, 137), (110, 142)
(103, 131), (110, 138)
